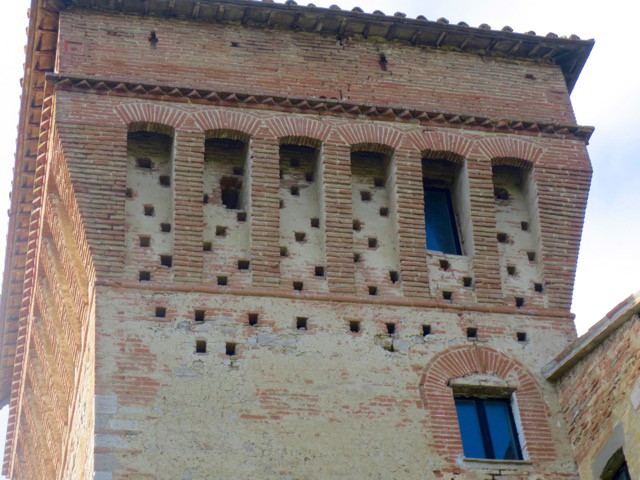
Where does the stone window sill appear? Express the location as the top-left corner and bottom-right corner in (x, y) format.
(462, 457), (532, 468)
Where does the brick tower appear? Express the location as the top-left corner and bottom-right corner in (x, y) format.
(0, 1), (594, 478)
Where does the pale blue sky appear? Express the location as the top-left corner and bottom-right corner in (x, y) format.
(0, 1), (637, 476)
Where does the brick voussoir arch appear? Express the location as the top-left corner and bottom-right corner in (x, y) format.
(405, 130), (474, 160)
(419, 345), (555, 463)
(115, 102), (189, 130)
(334, 123), (404, 151)
(192, 109), (262, 137)
(265, 116), (333, 145)
(477, 137), (544, 166)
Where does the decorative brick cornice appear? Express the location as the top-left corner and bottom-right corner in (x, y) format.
(46, 73), (595, 142)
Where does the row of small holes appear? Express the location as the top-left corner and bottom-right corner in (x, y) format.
(195, 340), (237, 356)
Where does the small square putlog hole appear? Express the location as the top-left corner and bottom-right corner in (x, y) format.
(293, 281), (304, 292)
(280, 246), (289, 257)
(194, 310), (206, 322)
(160, 223), (172, 233)
(203, 194), (209, 204)
(225, 342), (237, 356)
(294, 232), (306, 243)
(237, 211), (247, 222)
(248, 313), (259, 326)
(217, 276), (228, 286)
(506, 266), (516, 276)
(215, 225), (227, 237)
(160, 255), (173, 267)
(353, 253), (361, 263)
(534, 282), (544, 293)
(352, 219), (361, 231)
(527, 251), (536, 262)
(521, 221), (529, 231)
(279, 199), (285, 209)
(125, 188), (133, 198)
(139, 271), (151, 282)
(195, 339), (206, 354)
(385, 322), (396, 335)
(143, 205), (155, 216)
(314, 266), (325, 277)
(462, 277), (473, 288)
(517, 332), (527, 342)
(466, 327), (478, 339)
(373, 177), (385, 187)
(310, 217), (320, 228)
(305, 172), (314, 182)
(155, 307), (167, 318)
(368, 237), (378, 248)
(515, 297), (525, 308)
(442, 291), (453, 301)
(422, 325), (432, 336)
(159, 175), (171, 187)
(368, 286), (378, 296)
(379, 207), (389, 217)
(238, 260), (250, 270)
(349, 320), (361, 333)
(496, 233), (508, 243)
(290, 185), (300, 196)
(136, 157), (153, 169)
(439, 259), (450, 271)
(139, 236), (151, 247)
(360, 190), (372, 202)
(296, 317), (308, 330)
(203, 241), (212, 252)
(389, 271), (399, 283)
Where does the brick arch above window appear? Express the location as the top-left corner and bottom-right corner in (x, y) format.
(265, 117), (333, 145)
(476, 137), (544, 165)
(491, 156), (534, 170)
(115, 102), (189, 130)
(419, 345), (555, 464)
(192, 109), (262, 137)
(334, 123), (403, 151)
(204, 129), (251, 143)
(405, 130), (474, 159)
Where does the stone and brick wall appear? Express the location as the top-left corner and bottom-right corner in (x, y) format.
(3, 3), (594, 479)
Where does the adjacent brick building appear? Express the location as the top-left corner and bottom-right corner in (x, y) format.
(0, 1), (598, 478)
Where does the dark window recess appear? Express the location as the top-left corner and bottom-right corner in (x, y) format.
(296, 317), (308, 329)
(225, 342), (237, 356)
(136, 157), (153, 169)
(424, 186), (461, 255)
(612, 462), (630, 480)
(195, 340), (206, 353)
(454, 397), (523, 461)
(349, 321), (361, 333)
(290, 158), (300, 168)
(248, 313), (259, 326)
(494, 187), (509, 200)
(237, 260), (250, 270)
(159, 175), (171, 187)
(160, 255), (173, 267)
(194, 310), (205, 322)
(220, 176), (242, 209)
(422, 325), (431, 336)
(160, 223), (171, 233)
